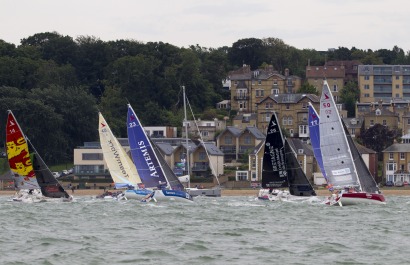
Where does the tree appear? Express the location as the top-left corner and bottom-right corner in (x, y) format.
(361, 124), (400, 160)
(228, 38), (266, 69)
(297, 82), (318, 95)
(339, 81), (359, 117)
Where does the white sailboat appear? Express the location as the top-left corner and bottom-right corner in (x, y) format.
(318, 81), (385, 206)
(98, 112), (152, 200)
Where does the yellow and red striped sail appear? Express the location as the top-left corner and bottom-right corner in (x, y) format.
(6, 111), (40, 189)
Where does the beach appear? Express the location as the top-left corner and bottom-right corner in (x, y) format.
(0, 188), (409, 197)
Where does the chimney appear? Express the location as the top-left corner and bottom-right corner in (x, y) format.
(285, 68), (289, 77)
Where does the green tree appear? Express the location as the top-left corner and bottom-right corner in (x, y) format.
(361, 124), (400, 160)
(297, 82), (318, 95)
(339, 81), (359, 117)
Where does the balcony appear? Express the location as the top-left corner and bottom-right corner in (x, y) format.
(239, 145), (254, 154)
(234, 95), (250, 100)
(220, 146), (236, 154)
(192, 163), (209, 172)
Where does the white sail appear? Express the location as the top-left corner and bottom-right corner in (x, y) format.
(319, 81), (361, 189)
(98, 112), (142, 187)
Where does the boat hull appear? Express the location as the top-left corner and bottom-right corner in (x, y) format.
(327, 192), (386, 206)
(124, 189), (193, 203)
(153, 189), (193, 203)
(123, 189), (153, 200)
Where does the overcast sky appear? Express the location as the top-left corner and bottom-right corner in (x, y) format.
(2, 0), (409, 51)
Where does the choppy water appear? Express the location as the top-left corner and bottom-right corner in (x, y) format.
(0, 195), (409, 265)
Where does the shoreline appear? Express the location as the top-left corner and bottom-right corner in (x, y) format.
(1, 188), (410, 197)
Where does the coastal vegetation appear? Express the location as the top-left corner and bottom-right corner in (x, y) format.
(1, 32), (410, 165)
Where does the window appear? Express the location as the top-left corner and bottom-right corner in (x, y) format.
(286, 104), (290, 110)
(386, 162), (396, 171)
(370, 120), (374, 126)
(365, 75), (370, 80)
(407, 118), (410, 125)
(236, 171), (248, 181)
(199, 151), (206, 160)
(351, 128), (355, 135)
(396, 76), (400, 80)
(283, 116), (288, 125)
(299, 125), (307, 135)
(383, 120), (387, 126)
(396, 84), (400, 89)
(201, 131), (209, 137)
(364, 84), (370, 90)
(82, 153), (103, 160)
(265, 113), (271, 122)
(251, 158), (256, 169)
(225, 135), (232, 144)
(400, 153), (405, 160)
(298, 160), (303, 167)
(258, 80), (262, 85)
(364, 93), (370, 98)
(265, 102), (273, 109)
(333, 84), (338, 92)
(256, 89), (264, 97)
(302, 103), (307, 109)
(289, 129), (294, 136)
(288, 116), (293, 125)
(389, 153), (394, 160)
(272, 89), (279, 94)
(244, 135), (251, 144)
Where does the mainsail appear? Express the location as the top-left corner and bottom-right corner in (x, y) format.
(285, 140), (317, 196)
(319, 81), (361, 189)
(29, 140), (70, 198)
(127, 104), (184, 190)
(98, 112), (142, 188)
(308, 103), (328, 181)
(6, 111), (40, 190)
(342, 121), (380, 193)
(261, 112), (288, 189)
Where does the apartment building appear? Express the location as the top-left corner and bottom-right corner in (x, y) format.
(256, 93), (320, 139)
(229, 64), (302, 113)
(358, 65), (410, 103)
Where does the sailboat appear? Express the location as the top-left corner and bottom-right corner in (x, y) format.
(6, 110), (72, 202)
(124, 104), (193, 202)
(98, 112), (152, 199)
(318, 81), (385, 206)
(258, 112), (316, 201)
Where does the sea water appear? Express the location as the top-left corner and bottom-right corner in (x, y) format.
(0, 195), (409, 265)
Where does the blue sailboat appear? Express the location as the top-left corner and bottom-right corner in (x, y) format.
(124, 104), (193, 202)
(308, 103), (328, 182)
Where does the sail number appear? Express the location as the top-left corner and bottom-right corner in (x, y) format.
(322, 103), (331, 108)
(129, 122), (137, 128)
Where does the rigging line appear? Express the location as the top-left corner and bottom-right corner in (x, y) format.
(186, 97), (221, 186)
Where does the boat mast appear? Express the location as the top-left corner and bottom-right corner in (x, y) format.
(183, 86), (191, 188)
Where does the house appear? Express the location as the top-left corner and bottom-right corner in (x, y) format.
(256, 93), (320, 139)
(305, 63), (345, 102)
(144, 126), (177, 138)
(361, 101), (399, 130)
(216, 126), (242, 161)
(342, 117), (364, 138)
(382, 142), (410, 185)
(216, 126), (265, 163)
(232, 113), (257, 129)
(182, 119), (226, 142)
(229, 64), (302, 113)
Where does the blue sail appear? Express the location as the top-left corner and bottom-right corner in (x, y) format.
(308, 103), (328, 181)
(127, 105), (168, 188)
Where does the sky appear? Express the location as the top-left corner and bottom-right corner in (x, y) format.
(2, 0), (409, 51)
